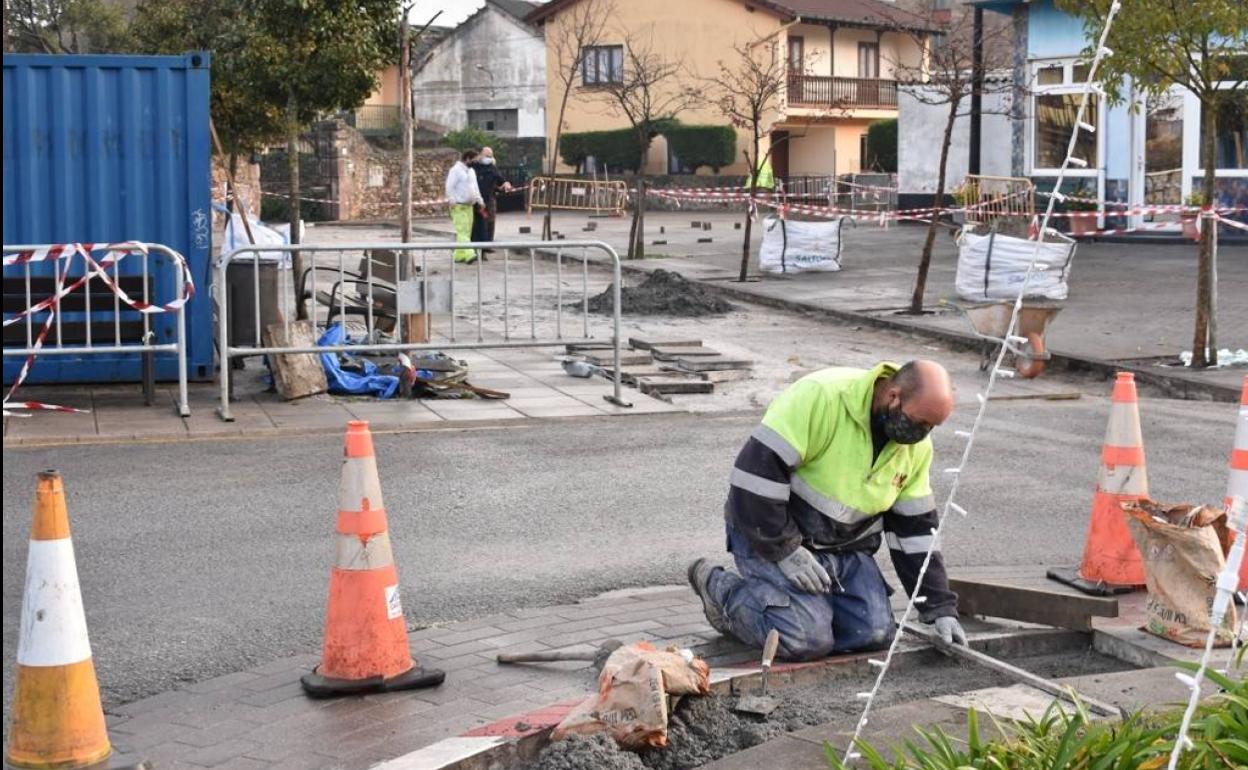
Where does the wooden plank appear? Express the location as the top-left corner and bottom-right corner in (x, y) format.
(651, 346), (721, 360)
(638, 377), (714, 395)
(674, 356), (753, 372)
(949, 577), (1118, 631)
(565, 341), (614, 353)
(583, 351), (653, 367)
(699, 368), (753, 383)
(264, 321), (328, 400)
(628, 337), (703, 351)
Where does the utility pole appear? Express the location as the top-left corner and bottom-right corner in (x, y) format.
(968, 6), (984, 175)
(399, 3), (414, 246)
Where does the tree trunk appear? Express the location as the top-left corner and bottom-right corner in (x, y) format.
(910, 97), (958, 314)
(1191, 99), (1217, 368)
(739, 196), (754, 283)
(399, 17), (413, 246)
(287, 98), (306, 321)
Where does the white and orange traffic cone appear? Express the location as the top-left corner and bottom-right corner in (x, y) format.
(301, 421), (444, 697)
(1226, 375), (1248, 592)
(6, 471), (112, 769)
(1049, 372), (1147, 595)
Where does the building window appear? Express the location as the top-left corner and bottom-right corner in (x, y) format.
(467, 108), (519, 138)
(1204, 97), (1248, 170)
(582, 45), (623, 85)
(788, 36), (804, 72)
(1030, 60), (1099, 173)
(858, 43), (879, 79)
(859, 133), (870, 171)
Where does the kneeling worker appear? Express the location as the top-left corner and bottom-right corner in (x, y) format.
(688, 360), (967, 660)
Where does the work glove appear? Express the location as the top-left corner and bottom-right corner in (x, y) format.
(933, 615), (968, 646)
(777, 546), (832, 593)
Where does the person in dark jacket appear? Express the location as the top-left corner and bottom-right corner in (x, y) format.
(470, 146), (512, 252)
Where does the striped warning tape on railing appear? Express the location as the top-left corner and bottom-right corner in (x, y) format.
(2, 243), (195, 417)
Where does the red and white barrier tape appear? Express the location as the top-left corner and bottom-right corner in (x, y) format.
(3, 243), (194, 416)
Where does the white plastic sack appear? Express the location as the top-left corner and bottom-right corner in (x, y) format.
(221, 210), (292, 265)
(956, 231), (1074, 301)
(759, 216), (843, 274)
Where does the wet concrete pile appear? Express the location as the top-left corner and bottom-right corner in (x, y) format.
(585, 270), (736, 317)
(523, 650), (1130, 770)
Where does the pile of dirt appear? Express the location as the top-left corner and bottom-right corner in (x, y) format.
(522, 650), (1132, 770)
(584, 270), (736, 317)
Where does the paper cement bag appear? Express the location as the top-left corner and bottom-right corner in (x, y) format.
(551, 642), (710, 750)
(759, 216), (844, 274)
(1124, 500), (1239, 647)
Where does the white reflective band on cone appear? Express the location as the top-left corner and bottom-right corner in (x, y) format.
(17, 539), (93, 667)
(335, 532), (396, 571)
(1103, 403), (1144, 446)
(1098, 463), (1148, 496)
(339, 456), (385, 513)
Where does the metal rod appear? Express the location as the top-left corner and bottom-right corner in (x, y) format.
(84, 252), (93, 348)
(222, 338), (617, 357)
(54, 248), (63, 347)
(555, 246), (563, 340)
(450, 250), (456, 341)
(503, 247), (510, 341)
(24, 263), (33, 348)
(582, 248), (589, 339)
(366, 248), (375, 341)
(173, 252), (189, 416)
(217, 254), (232, 421)
(253, 244), (262, 348)
(3, 343), (181, 357)
(529, 248), (536, 340)
(901, 623), (1119, 717)
(339, 250), (348, 334)
(141, 243), (151, 343)
(476, 246), (483, 343)
(421, 251), (429, 342)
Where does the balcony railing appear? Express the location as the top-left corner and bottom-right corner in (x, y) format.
(787, 74), (898, 109)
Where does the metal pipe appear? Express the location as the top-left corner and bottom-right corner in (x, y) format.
(503, 247), (510, 341)
(555, 245), (564, 340)
(3, 343), (180, 357)
(476, 247), (483, 343)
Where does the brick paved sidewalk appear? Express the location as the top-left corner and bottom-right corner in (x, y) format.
(105, 587), (732, 770)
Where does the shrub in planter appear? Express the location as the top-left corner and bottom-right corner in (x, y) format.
(1181, 191), (1206, 241)
(559, 128), (645, 172)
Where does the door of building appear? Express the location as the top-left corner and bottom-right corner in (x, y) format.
(770, 131), (790, 180)
(1131, 90), (1184, 230)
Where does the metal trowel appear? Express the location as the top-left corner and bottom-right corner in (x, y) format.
(734, 629), (781, 717)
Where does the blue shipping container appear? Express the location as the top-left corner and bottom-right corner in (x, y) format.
(3, 52), (213, 384)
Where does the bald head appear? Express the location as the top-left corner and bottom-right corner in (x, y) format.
(875, 360), (955, 432)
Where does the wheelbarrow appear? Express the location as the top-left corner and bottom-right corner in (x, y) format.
(946, 300), (1062, 378)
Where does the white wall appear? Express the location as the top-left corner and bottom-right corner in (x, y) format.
(898, 84), (1013, 194)
(412, 6), (546, 138)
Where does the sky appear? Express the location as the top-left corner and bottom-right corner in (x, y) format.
(410, 1), (485, 28)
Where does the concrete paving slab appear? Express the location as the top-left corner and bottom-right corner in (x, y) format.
(510, 404), (605, 419)
(344, 401), (444, 427)
(421, 400), (526, 421)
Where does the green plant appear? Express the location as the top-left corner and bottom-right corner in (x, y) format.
(950, 181), (976, 207)
(559, 127), (646, 172)
(865, 119), (898, 173)
(1184, 190), (1208, 207)
(662, 124), (736, 172)
(442, 127), (509, 158)
(822, 662), (1247, 770)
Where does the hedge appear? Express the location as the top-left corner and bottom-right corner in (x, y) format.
(663, 124), (737, 172)
(559, 128), (646, 172)
(865, 119), (897, 173)
(559, 122), (737, 173)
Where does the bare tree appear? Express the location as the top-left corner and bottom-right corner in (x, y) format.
(889, 4), (1014, 314)
(594, 32), (698, 260)
(541, 0), (612, 240)
(704, 39), (832, 282)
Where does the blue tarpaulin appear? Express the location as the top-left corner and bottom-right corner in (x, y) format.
(317, 324), (399, 399)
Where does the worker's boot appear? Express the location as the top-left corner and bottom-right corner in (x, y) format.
(687, 559), (732, 636)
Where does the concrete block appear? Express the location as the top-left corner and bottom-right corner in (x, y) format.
(639, 377), (714, 395)
(628, 337), (703, 350)
(697, 237), (713, 243)
(650, 346), (721, 360)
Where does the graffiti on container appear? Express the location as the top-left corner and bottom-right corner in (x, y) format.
(191, 208), (209, 250)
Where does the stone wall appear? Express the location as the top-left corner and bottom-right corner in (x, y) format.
(259, 119), (457, 222)
(211, 155), (261, 226)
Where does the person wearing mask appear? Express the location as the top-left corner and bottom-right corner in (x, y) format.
(445, 149), (486, 264)
(686, 360), (967, 661)
(470, 146), (513, 254)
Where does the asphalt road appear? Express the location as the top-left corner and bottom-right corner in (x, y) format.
(2, 396), (1237, 709)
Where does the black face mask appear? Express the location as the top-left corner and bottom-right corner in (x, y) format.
(880, 403), (930, 444)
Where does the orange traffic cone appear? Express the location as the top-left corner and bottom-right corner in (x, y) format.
(301, 421), (444, 697)
(1048, 372), (1147, 595)
(6, 471), (112, 769)
(1226, 375), (1248, 592)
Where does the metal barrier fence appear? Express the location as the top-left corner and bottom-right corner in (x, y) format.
(3, 242), (191, 415)
(527, 177), (628, 215)
(962, 174), (1036, 228)
(214, 240), (628, 421)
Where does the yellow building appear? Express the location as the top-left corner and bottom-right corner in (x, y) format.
(528, 0), (936, 178)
